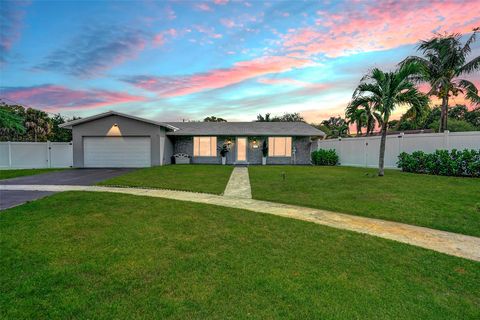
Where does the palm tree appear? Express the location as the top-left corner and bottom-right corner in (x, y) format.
(346, 100), (381, 136)
(25, 108), (51, 142)
(352, 63), (429, 176)
(321, 116), (349, 138)
(401, 28), (480, 132)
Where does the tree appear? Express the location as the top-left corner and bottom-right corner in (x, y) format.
(401, 28), (480, 132)
(320, 116), (349, 138)
(256, 113), (272, 122)
(0, 105), (26, 140)
(256, 112), (304, 122)
(203, 116), (227, 122)
(24, 108), (51, 142)
(345, 100), (381, 135)
(274, 112), (305, 122)
(48, 114), (81, 142)
(352, 63), (429, 176)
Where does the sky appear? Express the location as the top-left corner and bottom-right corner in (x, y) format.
(1, 0), (479, 123)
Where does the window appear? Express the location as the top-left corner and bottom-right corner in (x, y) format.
(268, 137), (292, 157)
(193, 136), (217, 156)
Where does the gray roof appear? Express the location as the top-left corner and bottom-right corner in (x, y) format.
(59, 111), (179, 130)
(166, 122), (325, 136)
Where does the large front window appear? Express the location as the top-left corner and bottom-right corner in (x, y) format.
(268, 137), (292, 157)
(193, 136), (217, 157)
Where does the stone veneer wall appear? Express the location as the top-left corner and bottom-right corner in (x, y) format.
(171, 136), (312, 165)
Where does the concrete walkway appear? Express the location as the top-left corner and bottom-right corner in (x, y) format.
(2, 184), (480, 262)
(223, 167), (252, 198)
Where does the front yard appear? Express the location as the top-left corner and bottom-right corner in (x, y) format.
(98, 164), (233, 194)
(0, 168), (65, 180)
(1, 192), (479, 319)
(249, 166), (480, 237)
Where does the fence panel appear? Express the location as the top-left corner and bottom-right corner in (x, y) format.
(0, 142), (73, 169)
(0, 143), (9, 167)
(10, 143), (48, 168)
(50, 142), (73, 168)
(317, 131), (480, 169)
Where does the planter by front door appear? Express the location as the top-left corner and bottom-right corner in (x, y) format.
(236, 137), (247, 162)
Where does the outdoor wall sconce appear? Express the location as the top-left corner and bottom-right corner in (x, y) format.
(252, 139), (259, 148)
(227, 139), (232, 145)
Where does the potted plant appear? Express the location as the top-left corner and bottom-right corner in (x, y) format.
(261, 140), (268, 165)
(218, 143), (229, 165)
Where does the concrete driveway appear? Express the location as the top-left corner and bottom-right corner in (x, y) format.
(0, 168), (134, 210)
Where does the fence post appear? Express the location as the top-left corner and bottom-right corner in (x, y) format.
(364, 138), (368, 168)
(8, 141), (12, 168)
(398, 132), (404, 154)
(444, 130), (450, 150)
(338, 137), (342, 164)
(47, 141), (51, 168)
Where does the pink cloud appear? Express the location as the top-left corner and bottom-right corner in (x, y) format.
(213, 0), (228, 4)
(282, 0), (480, 58)
(1, 85), (145, 112)
(152, 28), (178, 46)
(257, 77), (325, 88)
(153, 34), (164, 46)
(125, 56), (314, 97)
(195, 3), (212, 12)
(220, 18), (236, 28)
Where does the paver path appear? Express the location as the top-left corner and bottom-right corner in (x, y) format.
(223, 167), (252, 198)
(2, 184), (480, 262)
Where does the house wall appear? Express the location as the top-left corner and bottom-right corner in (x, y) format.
(170, 135), (313, 165)
(163, 136), (174, 164)
(72, 115), (165, 167)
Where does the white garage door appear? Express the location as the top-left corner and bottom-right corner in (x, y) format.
(84, 137), (151, 168)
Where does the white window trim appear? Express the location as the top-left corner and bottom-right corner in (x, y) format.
(268, 137), (292, 157)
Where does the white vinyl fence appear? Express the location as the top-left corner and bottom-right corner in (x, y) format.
(316, 131), (480, 169)
(0, 142), (73, 169)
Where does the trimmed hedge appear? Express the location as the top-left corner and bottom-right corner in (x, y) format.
(397, 149), (480, 177)
(311, 149), (339, 166)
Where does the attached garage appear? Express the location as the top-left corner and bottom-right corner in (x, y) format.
(60, 111), (178, 168)
(83, 137), (151, 168)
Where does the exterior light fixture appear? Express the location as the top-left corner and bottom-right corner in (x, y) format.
(252, 139), (259, 148)
(227, 139), (232, 145)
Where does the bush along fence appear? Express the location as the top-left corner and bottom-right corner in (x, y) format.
(311, 149), (339, 166)
(315, 131), (480, 168)
(397, 149), (480, 177)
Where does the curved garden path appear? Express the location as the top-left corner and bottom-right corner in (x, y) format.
(2, 184), (479, 262)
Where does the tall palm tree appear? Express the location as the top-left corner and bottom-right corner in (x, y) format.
(401, 28), (480, 132)
(352, 63), (429, 176)
(346, 100), (381, 136)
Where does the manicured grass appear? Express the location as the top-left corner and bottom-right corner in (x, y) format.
(249, 166), (480, 237)
(98, 164), (233, 194)
(1, 192), (479, 319)
(0, 168), (65, 180)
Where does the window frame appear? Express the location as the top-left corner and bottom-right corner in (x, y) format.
(268, 137), (292, 157)
(193, 136), (217, 157)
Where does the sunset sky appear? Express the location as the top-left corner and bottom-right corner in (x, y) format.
(1, 0), (479, 123)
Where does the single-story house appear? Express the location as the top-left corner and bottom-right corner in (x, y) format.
(60, 111), (325, 167)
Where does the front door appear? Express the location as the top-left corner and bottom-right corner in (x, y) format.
(236, 137), (247, 162)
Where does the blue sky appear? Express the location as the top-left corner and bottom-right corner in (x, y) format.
(1, 0), (479, 122)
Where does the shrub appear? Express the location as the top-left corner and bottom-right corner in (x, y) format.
(397, 149), (480, 177)
(311, 149), (339, 166)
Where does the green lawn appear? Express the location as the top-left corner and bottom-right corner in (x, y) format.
(249, 166), (480, 237)
(1, 192), (478, 319)
(98, 164), (233, 194)
(0, 168), (65, 180)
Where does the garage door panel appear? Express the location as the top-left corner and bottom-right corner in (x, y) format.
(84, 137), (151, 168)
